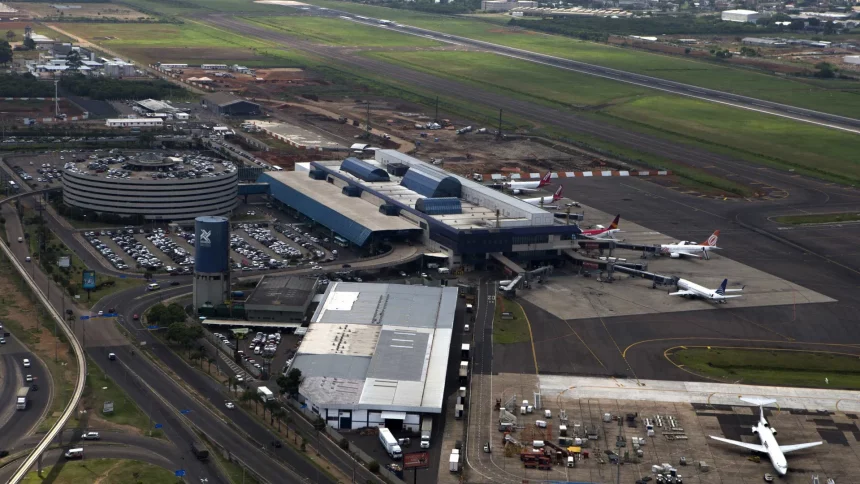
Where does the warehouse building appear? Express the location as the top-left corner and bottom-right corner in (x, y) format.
(721, 9), (761, 23)
(202, 92), (261, 117)
(244, 275), (318, 324)
(292, 282), (456, 430)
(257, 150), (581, 268)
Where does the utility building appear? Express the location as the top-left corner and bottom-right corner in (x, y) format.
(721, 9), (761, 23)
(202, 92), (261, 116)
(290, 283), (456, 430)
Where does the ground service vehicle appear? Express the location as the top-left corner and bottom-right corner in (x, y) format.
(378, 427), (402, 459)
(16, 386), (29, 410)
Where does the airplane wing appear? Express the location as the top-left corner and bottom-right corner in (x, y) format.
(716, 295), (743, 299)
(779, 442), (823, 454)
(514, 187), (539, 193)
(671, 251), (703, 259)
(709, 436), (766, 453)
(723, 289), (744, 293)
(668, 290), (696, 297)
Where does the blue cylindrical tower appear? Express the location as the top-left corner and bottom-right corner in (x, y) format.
(193, 216), (231, 311)
(195, 216), (230, 273)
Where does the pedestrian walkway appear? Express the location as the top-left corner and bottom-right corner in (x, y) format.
(218, 351), (254, 383)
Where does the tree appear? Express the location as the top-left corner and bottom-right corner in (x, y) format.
(206, 357), (215, 373)
(264, 400), (279, 424)
(313, 416), (326, 455)
(65, 50), (82, 73)
(272, 407), (286, 431)
(23, 36), (35, 50)
(226, 375), (236, 394)
(5, 31), (14, 43)
(279, 368), (303, 398)
(0, 41), (12, 67)
(241, 389), (258, 412)
(814, 62), (836, 79)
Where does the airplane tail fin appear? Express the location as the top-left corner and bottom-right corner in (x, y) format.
(740, 397), (777, 423)
(701, 230), (720, 247)
(552, 185), (563, 201)
(608, 215), (620, 230)
(716, 278), (728, 296)
(539, 171), (552, 186)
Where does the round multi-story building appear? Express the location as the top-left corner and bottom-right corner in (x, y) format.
(62, 152), (238, 221)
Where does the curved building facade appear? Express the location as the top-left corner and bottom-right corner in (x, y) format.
(62, 154), (238, 221)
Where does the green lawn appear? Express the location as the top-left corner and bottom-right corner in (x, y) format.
(299, 0), (860, 118)
(22, 212), (146, 308)
(245, 16), (440, 48)
(56, 22), (308, 67)
(21, 459), (176, 484)
(367, 50), (860, 186)
(79, 356), (164, 436)
(671, 347), (860, 389)
(493, 297), (531, 345)
(773, 213), (860, 225)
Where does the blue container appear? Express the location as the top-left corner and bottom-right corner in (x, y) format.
(194, 216), (230, 273)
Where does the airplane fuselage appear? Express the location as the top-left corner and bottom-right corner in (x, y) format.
(676, 279), (723, 300)
(756, 423), (789, 475)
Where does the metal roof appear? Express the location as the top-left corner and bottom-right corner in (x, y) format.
(294, 283), (456, 413)
(416, 197), (462, 215)
(244, 275), (316, 310)
(401, 168), (461, 198)
(341, 157), (389, 182)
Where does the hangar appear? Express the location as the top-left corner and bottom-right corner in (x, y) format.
(202, 92), (261, 116)
(290, 282), (456, 430)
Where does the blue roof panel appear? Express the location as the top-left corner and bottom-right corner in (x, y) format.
(341, 157), (390, 182)
(416, 197), (462, 215)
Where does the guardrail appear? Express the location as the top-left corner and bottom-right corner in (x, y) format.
(0, 205), (87, 483)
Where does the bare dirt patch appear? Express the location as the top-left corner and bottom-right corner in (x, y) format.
(8, 2), (154, 21)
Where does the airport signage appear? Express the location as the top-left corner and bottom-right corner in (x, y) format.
(82, 270), (96, 290)
(103, 400), (114, 414)
(58, 256), (70, 268)
(403, 451), (430, 469)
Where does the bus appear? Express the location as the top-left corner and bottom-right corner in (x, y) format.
(334, 236), (349, 248)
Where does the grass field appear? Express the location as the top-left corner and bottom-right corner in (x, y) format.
(367, 50), (860, 186)
(9, 2), (154, 20)
(245, 16), (440, 48)
(493, 297), (531, 345)
(670, 347), (860, 389)
(22, 459), (176, 484)
(56, 21), (307, 67)
(773, 213), (860, 225)
(299, 0), (860, 118)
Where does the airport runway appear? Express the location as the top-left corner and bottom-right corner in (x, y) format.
(312, 9), (860, 133)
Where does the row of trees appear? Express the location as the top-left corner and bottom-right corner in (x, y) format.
(511, 14), (785, 38)
(60, 74), (190, 101)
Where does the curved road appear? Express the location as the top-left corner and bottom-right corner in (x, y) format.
(0, 335), (52, 452)
(0, 446), (176, 483)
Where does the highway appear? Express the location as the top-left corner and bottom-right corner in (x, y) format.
(309, 8), (860, 133)
(0, 445), (176, 483)
(0, 335), (52, 452)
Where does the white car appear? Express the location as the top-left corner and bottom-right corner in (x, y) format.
(82, 431), (100, 440)
(0, 338), (5, 344)
(225, 401), (235, 409)
(25, 374), (33, 382)
(23, 358), (31, 368)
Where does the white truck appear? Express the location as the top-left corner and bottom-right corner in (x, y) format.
(16, 386), (29, 410)
(420, 416), (432, 449)
(257, 386), (275, 402)
(379, 427), (402, 459)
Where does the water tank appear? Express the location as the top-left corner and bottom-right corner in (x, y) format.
(194, 216), (230, 273)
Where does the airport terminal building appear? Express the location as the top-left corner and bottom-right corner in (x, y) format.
(258, 150), (581, 268)
(291, 282), (456, 430)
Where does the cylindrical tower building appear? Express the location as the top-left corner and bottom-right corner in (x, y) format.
(193, 216), (231, 311)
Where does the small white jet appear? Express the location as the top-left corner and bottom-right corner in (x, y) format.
(521, 185), (564, 207)
(710, 397), (823, 476)
(504, 172), (552, 194)
(668, 278), (743, 303)
(659, 230), (721, 260)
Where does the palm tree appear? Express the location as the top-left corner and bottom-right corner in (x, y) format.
(5, 31), (14, 43)
(240, 389), (258, 412)
(226, 375), (236, 394)
(206, 357), (215, 373)
(272, 407), (286, 432)
(264, 400), (279, 425)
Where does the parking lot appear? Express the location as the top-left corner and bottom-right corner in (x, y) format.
(207, 327), (301, 383)
(83, 228), (194, 274)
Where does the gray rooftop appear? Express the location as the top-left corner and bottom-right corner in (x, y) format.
(245, 275), (316, 310)
(294, 282), (456, 413)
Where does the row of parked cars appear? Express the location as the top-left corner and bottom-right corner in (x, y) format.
(229, 232), (282, 271)
(238, 224), (301, 260)
(84, 233), (134, 270)
(146, 229), (194, 269)
(274, 223), (331, 261)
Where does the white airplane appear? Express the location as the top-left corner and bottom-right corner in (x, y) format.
(522, 185), (564, 207)
(504, 171), (552, 194)
(710, 397), (823, 476)
(668, 278), (743, 303)
(659, 230), (721, 260)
